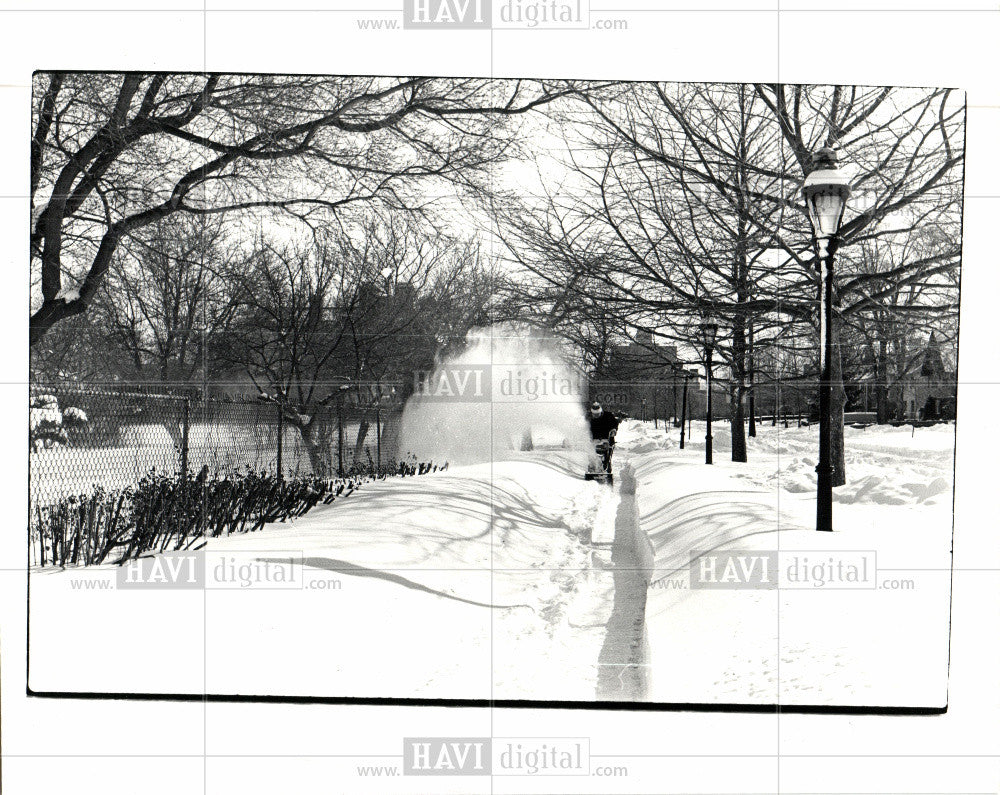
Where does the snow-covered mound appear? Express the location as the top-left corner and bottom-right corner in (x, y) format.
(727, 422), (955, 508)
(615, 419), (674, 454)
(617, 420), (954, 707)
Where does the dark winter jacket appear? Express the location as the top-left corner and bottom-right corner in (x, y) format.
(588, 411), (620, 441)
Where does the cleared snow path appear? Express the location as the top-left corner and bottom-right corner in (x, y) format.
(595, 465), (651, 701)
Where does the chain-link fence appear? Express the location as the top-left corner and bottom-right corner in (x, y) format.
(29, 384), (403, 509)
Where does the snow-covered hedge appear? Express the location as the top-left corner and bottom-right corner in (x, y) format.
(30, 394), (88, 450)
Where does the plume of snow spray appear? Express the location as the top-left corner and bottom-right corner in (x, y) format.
(399, 325), (591, 466)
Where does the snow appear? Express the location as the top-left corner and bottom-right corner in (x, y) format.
(54, 286), (80, 302)
(399, 324), (592, 466)
(28, 416), (954, 707)
(29, 405), (62, 434)
(728, 421), (955, 508)
(619, 418), (953, 707)
(62, 406), (88, 424)
(29, 451), (622, 700)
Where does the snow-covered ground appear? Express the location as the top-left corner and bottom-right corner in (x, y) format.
(29, 450), (623, 701)
(617, 418), (953, 707)
(28, 417), (954, 707)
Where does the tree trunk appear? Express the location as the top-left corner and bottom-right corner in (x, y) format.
(830, 313), (847, 487)
(730, 315), (748, 463)
(30, 297), (85, 346)
(297, 420), (331, 478)
(730, 381), (748, 463)
(747, 319), (756, 438)
(772, 375), (779, 426)
(164, 413), (185, 457)
(875, 336), (889, 424)
(353, 418), (370, 463)
(896, 334), (910, 421)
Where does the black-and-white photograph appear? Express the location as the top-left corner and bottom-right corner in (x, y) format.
(26, 74), (964, 709)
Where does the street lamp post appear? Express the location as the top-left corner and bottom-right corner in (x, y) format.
(802, 147), (851, 532)
(699, 320), (719, 465)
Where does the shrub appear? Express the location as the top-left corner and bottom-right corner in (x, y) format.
(30, 459), (447, 568)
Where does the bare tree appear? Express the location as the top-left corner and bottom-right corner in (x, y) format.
(499, 81), (963, 481)
(30, 73), (567, 344)
(214, 219), (495, 474)
(849, 227), (959, 421)
(87, 214), (239, 383)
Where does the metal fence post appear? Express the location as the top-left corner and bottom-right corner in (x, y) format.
(181, 397), (190, 478)
(375, 404), (382, 470)
(276, 401), (284, 481)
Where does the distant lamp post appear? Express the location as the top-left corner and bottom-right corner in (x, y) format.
(802, 146), (851, 532)
(699, 319), (719, 465)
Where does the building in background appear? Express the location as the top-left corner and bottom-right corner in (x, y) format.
(896, 332), (957, 421)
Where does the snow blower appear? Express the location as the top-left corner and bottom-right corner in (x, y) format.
(584, 439), (614, 486)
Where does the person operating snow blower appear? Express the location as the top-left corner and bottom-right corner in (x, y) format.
(585, 401), (620, 484)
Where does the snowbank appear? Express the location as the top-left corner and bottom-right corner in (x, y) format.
(615, 419), (675, 455)
(618, 420), (953, 708)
